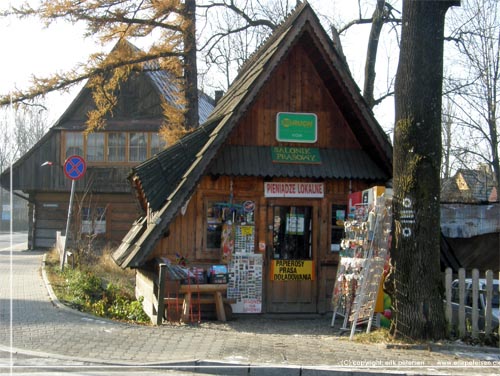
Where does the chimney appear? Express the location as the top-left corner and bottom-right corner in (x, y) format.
(214, 90), (224, 105)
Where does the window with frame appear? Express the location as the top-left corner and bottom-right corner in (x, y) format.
(65, 133), (84, 158)
(331, 205), (346, 252)
(206, 201), (223, 250)
(86, 133), (105, 162)
(107, 133), (126, 162)
(81, 207), (106, 234)
(63, 131), (165, 164)
(129, 132), (148, 162)
(150, 133), (166, 156)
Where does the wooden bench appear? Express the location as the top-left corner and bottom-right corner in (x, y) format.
(164, 284), (231, 322)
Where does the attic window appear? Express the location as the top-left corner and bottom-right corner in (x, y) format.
(108, 133), (126, 162)
(86, 133), (105, 162)
(150, 133), (166, 156)
(65, 133), (84, 158)
(129, 133), (147, 162)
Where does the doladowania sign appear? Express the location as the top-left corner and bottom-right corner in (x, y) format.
(271, 260), (315, 281)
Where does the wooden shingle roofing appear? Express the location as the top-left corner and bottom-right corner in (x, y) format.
(112, 2), (393, 268)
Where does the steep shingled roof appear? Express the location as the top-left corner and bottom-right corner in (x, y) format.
(112, 2), (393, 268)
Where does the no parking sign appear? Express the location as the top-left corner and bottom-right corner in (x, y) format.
(64, 155), (86, 180)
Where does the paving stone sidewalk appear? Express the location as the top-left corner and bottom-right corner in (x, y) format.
(1, 246), (499, 375)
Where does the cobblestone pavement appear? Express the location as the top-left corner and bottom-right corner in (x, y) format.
(1, 246), (499, 375)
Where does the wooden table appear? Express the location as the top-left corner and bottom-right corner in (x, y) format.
(178, 284), (228, 322)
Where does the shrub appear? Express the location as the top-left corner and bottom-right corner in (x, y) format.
(65, 269), (103, 302)
(48, 257), (149, 324)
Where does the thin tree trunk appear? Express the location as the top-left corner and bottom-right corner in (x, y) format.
(183, 0), (199, 129)
(363, 0), (386, 109)
(391, 0), (459, 341)
(488, 116), (500, 196)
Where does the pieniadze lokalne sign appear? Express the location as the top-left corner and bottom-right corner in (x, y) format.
(264, 182), (324, 198)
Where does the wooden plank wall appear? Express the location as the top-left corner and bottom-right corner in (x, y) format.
(9, 129), (133, 194)
(227, 42), (361, 150)
(33, 192), (141, 249)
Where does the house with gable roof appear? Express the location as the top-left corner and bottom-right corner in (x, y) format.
(113, 2), (392, 316)
(441, 165), (497, 204)
(0, 41), (214, 249)
(440, 165), (499, 273)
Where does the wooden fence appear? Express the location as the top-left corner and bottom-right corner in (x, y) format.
(444, 267), (499, 338)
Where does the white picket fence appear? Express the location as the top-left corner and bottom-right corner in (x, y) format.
(444, 267), (499, 338)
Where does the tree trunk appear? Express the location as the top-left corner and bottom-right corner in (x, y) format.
(391, 0), (460, 340)
(442, 101), (453, 179)
(488, 116), (500, 196)
(183, 0), (199, 129)
(363, 0), (386, 109)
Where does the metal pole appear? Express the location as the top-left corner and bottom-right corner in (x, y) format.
(61, 179), (75, 271)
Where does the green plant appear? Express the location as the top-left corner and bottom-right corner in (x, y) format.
(46, 247), (149, 324)
(107, 296), (149, 322)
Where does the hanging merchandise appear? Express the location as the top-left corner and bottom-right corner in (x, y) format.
(331, 193), (392, 338)
(234, 224), (255, 253)
(227, 254), (263, 313)
(221, 222), (234, 262)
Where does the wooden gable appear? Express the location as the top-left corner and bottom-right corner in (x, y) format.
(55, 71), (165, 131)
(228, 39), (360, 150)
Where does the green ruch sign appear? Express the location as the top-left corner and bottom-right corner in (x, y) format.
(276, 112), (317, 143)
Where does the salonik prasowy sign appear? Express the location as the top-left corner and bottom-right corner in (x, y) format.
(276, 112), (317, 143)
(271, 146), (321, 164)
(271, 260), (314, 281)
(264, 182), (324, 198)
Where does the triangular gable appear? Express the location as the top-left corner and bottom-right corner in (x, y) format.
(53, 40), (213, 129)
(113, 2), (393, 268)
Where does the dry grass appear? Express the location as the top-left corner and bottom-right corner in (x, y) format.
(45, 244), (136, 302)
(92, 245), (136, 292)
(351, 327), (395, 344)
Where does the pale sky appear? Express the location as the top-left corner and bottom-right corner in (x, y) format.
(0, 0), (398, 132)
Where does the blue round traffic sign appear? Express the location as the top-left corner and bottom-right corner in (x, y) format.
(64, 155), (86, 180)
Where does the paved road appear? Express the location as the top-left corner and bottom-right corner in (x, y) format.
(0, 238), (499, 375)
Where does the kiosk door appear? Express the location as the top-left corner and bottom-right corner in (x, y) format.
(267, 205), (317, 313)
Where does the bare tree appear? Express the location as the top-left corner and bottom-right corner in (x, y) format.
(0, 111), (14, 174)
(441, 98), (456, 179)
(0, 105), (49, 171)
(197, 0), (286, 91)
(445, 0), (500, 191)
(14, 106), (49, 156)
(0, 105), (49, 230)
(330, 0), (401, 109)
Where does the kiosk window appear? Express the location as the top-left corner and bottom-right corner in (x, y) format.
(331, 205), (345, 252)
(206, 202), (223, 249)
(205, 200), (256, 254)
